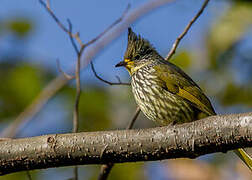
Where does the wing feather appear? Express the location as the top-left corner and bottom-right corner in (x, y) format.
(154, 62), (215, 116)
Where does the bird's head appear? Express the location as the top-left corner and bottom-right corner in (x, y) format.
(115, 28), (158, 75)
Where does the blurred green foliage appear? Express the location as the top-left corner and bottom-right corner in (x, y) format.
(170, 51), (192, 69)
(5, 18), (33, 37)
(108, 163), (145, 180)
(0, 171), (37, 180)
(0, 61), (51, 121)
(60, 86), (112, 131)
(219, 83), (252, 106)
(207, 1), (252, 69)
(0, 17), (48, 122)
(88, 163), (145, 180)
(205, 1), (252, 107)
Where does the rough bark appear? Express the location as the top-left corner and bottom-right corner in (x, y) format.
(0, 112), (251, 175)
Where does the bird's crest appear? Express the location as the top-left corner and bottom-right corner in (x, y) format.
(124, 27), (155, 60)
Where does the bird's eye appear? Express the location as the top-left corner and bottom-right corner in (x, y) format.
(134, 55), (140, 60)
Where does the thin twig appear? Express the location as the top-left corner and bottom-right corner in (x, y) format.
(127, 106), (141, 129)
(39, 0), (83, 46)
(39, 0), (67, 32)
(46, 0), (51, 9)
(98, 163), (114, 180)
(65, 18), (85, 135)
(56, 59), (75, 80)
(40, 0), (80, 80)
(98, 106), (141, 180)
(165, 0), (210, 60)
(72, 166), (78, 180)
(67, 19), (81, 54)
(90, 62), (130, 86)
(71, 45), (81, 133)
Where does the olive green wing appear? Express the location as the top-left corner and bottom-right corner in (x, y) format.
(154, 63), (216, 116)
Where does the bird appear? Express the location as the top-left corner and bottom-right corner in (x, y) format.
(115, 27), (252, 170)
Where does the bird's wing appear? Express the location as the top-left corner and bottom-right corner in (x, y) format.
(154, 63), (215, 116)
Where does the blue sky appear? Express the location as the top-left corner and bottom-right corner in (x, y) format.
(0, 0), (225, 83)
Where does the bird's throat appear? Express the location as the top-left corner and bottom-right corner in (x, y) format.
(128, 61), (152, 75)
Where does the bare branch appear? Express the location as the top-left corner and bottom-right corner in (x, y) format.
(98, 163), (114, 180)
(91, 62), (130, 86)
(115, 76), (123, 83)
(72, 52), (81, 133)
(39, 0), (67, 33)
(56, 59), (75, 80)
(67, 19), (81, 54)
(165, 0), (210, 60)
(46, 0), (51, 9)
(63, 18), (82, 134)
(0, 112), (251, 175)
(127, 106), (141, 129)
(39, 0), (82, 44)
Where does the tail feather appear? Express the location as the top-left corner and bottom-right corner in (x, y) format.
(234, 148), (252, 170)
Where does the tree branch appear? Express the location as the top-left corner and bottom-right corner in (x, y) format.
(90, 62), (130, 86)
(165, 0), (210, 60)
(98, 106), (141, 180)
(0, 112), (251, 176)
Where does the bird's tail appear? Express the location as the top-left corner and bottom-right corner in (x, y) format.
(234, 148), (252, 170)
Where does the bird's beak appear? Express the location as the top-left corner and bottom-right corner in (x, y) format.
(115, 59), (132, 67)
(115, 60), (127, 67)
